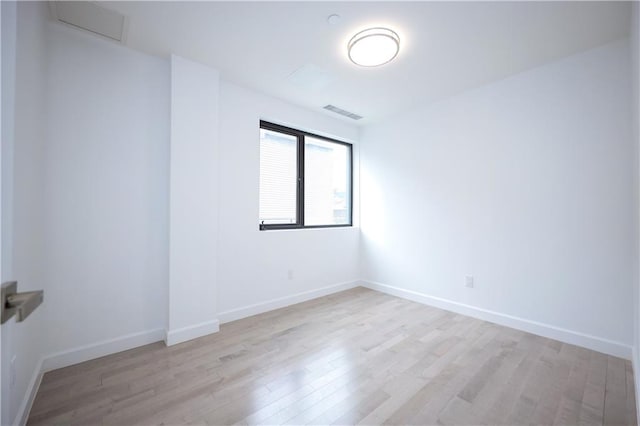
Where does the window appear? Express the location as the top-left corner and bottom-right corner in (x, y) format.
(259, 121), (352, 230)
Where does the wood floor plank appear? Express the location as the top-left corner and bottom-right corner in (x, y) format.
(604, 356), (630, 425)
(27, 287), (637, 426)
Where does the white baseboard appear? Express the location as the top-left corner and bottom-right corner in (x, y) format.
(218, 280), (360, 324)
(41, 328), (165, 372)
(12, 358), (43, 426)
(362, 280), (632, 359)
(165, 319), (220, 346)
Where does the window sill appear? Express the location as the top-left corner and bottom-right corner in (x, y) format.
(258, 225), (355, 232)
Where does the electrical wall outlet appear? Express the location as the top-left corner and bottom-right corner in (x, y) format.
(287, 269), (294, 280)
(465, 276), (474, 288)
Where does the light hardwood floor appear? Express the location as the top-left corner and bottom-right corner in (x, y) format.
(28, 287), (637, 425)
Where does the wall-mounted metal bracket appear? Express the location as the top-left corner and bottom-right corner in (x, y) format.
(1, 281), (44, 324)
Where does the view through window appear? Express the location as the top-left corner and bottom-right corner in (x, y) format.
(259, 121), (352, 230)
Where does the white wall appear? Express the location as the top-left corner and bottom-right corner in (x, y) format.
(360, 40), (634, 356)
(1, 1), (15, 282)
(12, 9), (361, 359)
(11, 6), (360, 365)
(167, 55), (219, 345)
(0, 2), (14, 423)
(2, 2), (48, 425)
(1, 1), (15, 421)
(217, 81), (360, 318)
(630, 0), (640, 417)
(42, 23), (169, 356)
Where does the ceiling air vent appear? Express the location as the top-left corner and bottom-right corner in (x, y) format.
(49, 1), (128, 43)
(323, 105), (363, 121)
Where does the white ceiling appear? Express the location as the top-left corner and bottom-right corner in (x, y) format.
(89, 1), (630, 125)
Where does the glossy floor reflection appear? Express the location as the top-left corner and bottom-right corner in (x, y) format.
(28, 287), (636, 425)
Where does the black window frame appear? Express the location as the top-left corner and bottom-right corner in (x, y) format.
(259, 120), (353, 231)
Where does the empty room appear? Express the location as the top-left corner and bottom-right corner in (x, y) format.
(1, 1), (640, 425)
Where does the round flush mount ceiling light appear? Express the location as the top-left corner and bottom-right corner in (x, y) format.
(348, 27), (400, 67)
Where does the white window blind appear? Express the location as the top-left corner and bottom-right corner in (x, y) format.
(259, 129), (298, 225)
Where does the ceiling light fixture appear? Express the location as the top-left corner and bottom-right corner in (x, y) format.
(348, 27), (400, 67)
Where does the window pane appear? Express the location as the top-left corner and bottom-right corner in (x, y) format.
(259, 129), (298, 225)
(304, 137), (350, 226)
